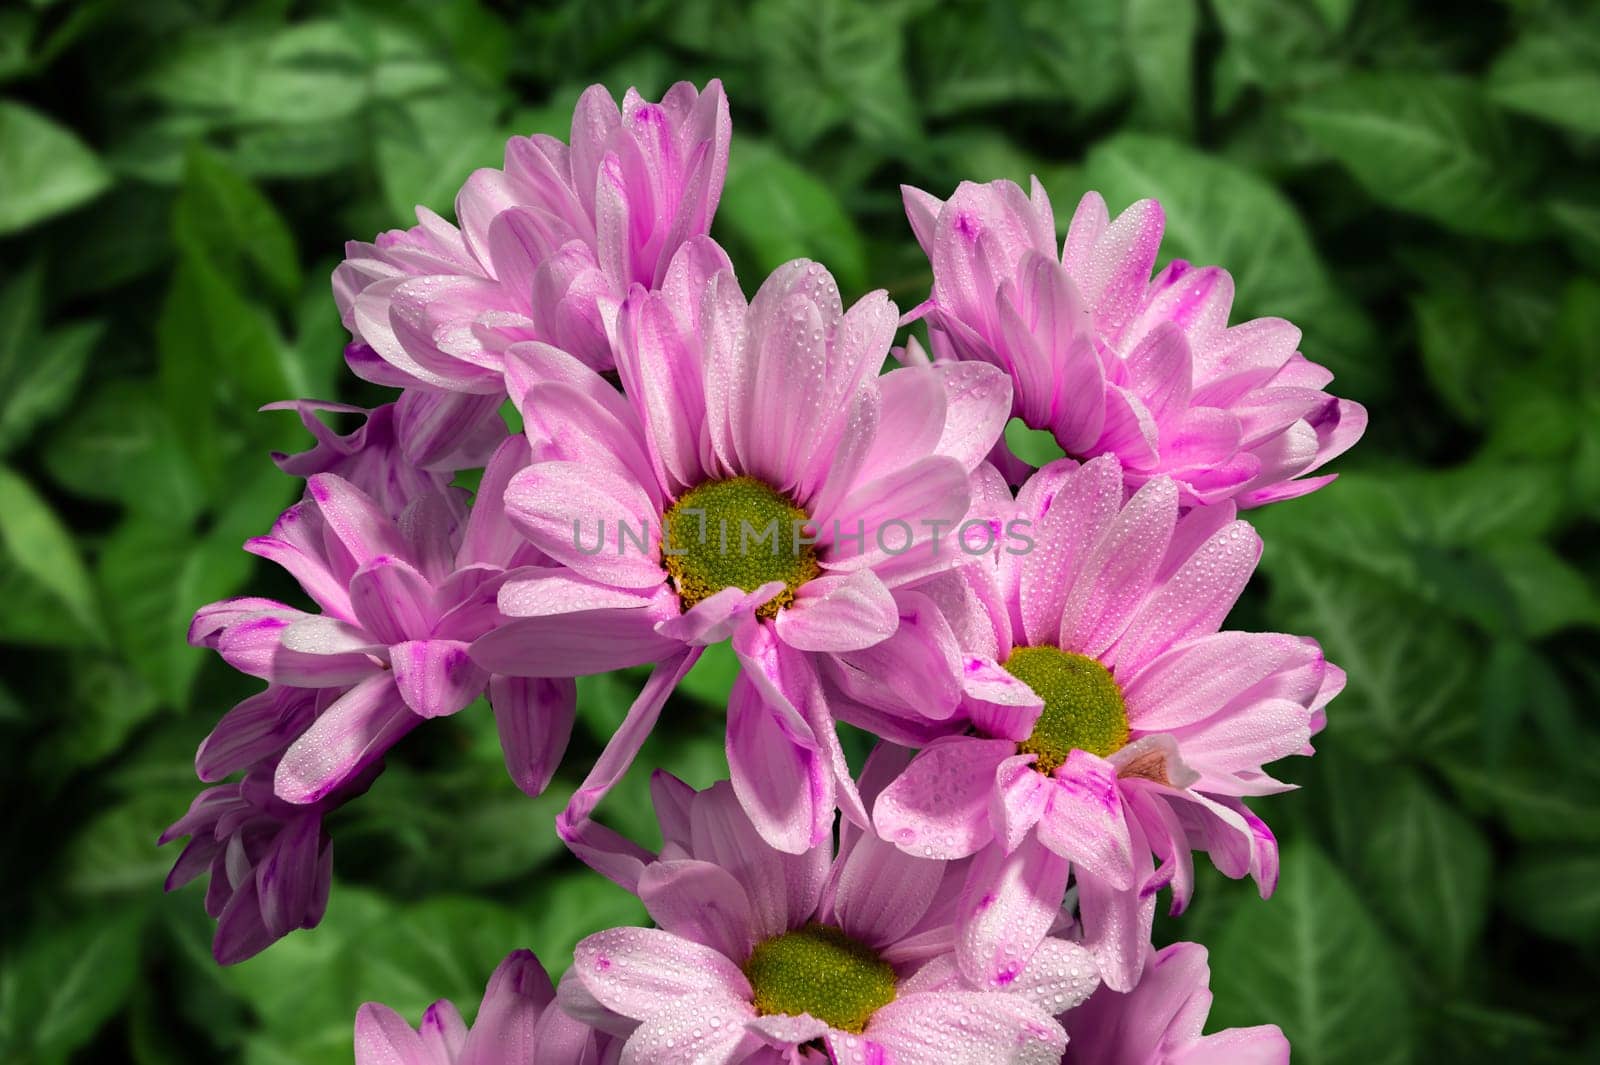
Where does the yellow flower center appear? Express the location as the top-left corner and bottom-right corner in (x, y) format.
(743, 923), (897, 1034)
(1004, 646), (1130, 773)
(661, 477), (821, 621)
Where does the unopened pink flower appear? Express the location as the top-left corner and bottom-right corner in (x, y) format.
(1061, 942), (1288, 1065)
(558, 763), (1090, 1064)
(160, 750), (354, 964)
(356, 949), (610, 1065)
(903, 179), (1366, 507)
(335, 80), (731, 465)
(873, 456), (1342, 991)
(191, 460), (570, 805)
(469, 255), (1011, 863)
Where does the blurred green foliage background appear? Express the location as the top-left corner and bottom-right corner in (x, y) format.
(1, 0), (1598, 1062)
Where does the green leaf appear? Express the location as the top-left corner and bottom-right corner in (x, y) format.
(1440, 759), (1600, 844)
(174, 147), (301, 303)
(1359, 772), (1491, 981)
(0, 266), (100, 455)
(1266, 556), (1476, 758)
(1252, 465), (1564, 564)
(1289, 73), (1544, 240)
(1489, 25), (1600, 137)
(0, 909), (146, 1062)
(1211, 0), (1345, 102)
(97, 459), (293, 706)
(1123, 0), (1197, 130)
(44, 379), (205, 522)
(141, 22), (369, 127)
(1078, 133), (1382, 399)
(752, 0), (919, 151)
(911, 0), (1129, 118)
(679, 639), (741, 707)
(0, 100), (110, 235)
(1412, 286), (1497, 425)
(374, 91), (507, 222)
(718, 140), (869, 297)
(157, 255), (301, 487)
(1502, 849), (1600, 945)
(1482, 542), (1600, 636)
(0, 465), (104, 645)
(1003, 419), (1067, 467)
(1208, 841), (1413, 1065)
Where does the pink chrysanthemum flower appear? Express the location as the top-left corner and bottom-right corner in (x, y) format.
(902, 179), (1366, 506)
(873, 456), (1343, 991)
(557, 766), (1092, 1064)
(1060, 942), (1288, 1065)
(191, 458), (568, 805)
(468, 254), (1011, 860)
(334, 80), (730, 464)
(356, 949), (611, 1065)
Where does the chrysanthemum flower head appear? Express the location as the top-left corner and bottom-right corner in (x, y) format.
(334, 80), (731, 464)
(558, 765), (1093, 1064)
(356, 948), (610, 1064)
(195, 453), (574, 800)
(873, 456), (1342, 990)
(1061, 941), (1289, 1065)
(471, 254), (1012, 857)
(903, 178), (1366, 507)
(172, 446), (577, 958)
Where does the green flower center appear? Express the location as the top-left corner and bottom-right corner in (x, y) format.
(661, 477), (821, 621)
(1003, 645), (1130, 773)
(743, 923), (898, 1034)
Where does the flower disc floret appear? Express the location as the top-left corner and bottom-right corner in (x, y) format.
(1004, 646), (1129, 770)
(742, 923), (898, 1034)
(661, 477), (821, 620)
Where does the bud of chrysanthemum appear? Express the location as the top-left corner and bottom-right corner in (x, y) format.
(904, 178), (1366, 507)
(332, 80), (732, 465)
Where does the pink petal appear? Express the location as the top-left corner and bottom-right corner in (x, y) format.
(774, 570), (898, 653)
(489, 675), (575, 797)
(873, 736), (1010, 859)
(348, 556), (438, 646)
(1035, 751), (1135, 890)
(638, 858), (757, 963)
(457, 950), (553, 1065)
(470, 605), (680, 678)
(275, 674), (418, 804)
(503, 460), (665, 589)
(1122, 631), (1319, 732)
(1058, 475), (1177, 658)
(391, 639), (486, 719)
(1017, 454), (1124, 646)
(829, 829), (947, 948)
(864, 991), (1065, 1065)
(957, 836), (1071, 987)
(727, 673), (829, 855)
(688, 780), (830, 942)
(960, 655), (1044, 741)
(570, 927), (749, 1021)
(354, 1003), (432, 1065)
(1114, 519), (1260, 675)
(559, 650), (700, 888)
(621, 996), (758, 1063)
